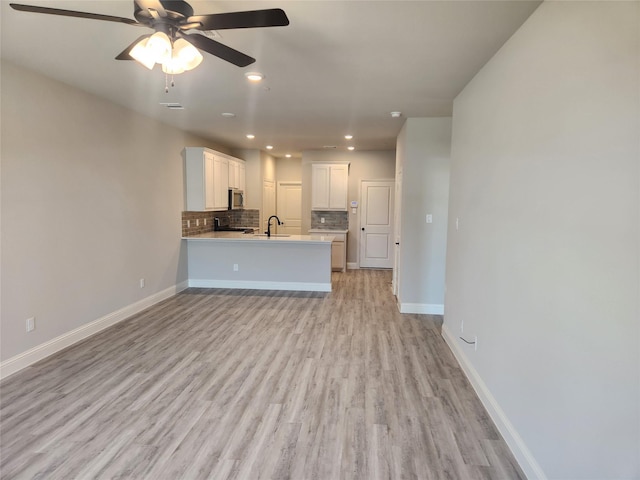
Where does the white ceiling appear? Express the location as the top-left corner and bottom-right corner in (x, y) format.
(1, 0), (541, 158)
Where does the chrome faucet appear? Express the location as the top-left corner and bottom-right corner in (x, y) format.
(266, 215), (282, 238)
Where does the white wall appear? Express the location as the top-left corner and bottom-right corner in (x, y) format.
(0, 62), (225, 364)
(276, 157), (302, 183)
(301, 150), (396, 263)
(444, 2), (639, 478)
(395, 118), (451, 313)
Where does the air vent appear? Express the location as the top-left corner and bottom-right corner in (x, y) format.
(160, 102), (184, 110)
(323, 145), (337, 149)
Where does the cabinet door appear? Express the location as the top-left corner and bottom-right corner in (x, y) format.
(331, 241), (345, 271)
(328, 164), (348, 210)
(228, 159), (237, 189)
(311, 164), (330, 210)
(204, 152), (215, 210)
(238, 162), (245, 191)
(213, 156), (229, 210)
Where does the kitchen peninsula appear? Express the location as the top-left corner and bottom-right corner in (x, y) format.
(183, 232), (334, 292)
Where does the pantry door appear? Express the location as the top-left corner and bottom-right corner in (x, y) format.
(360, 180), (395, 268)
(277, 181), (302, 234)
(262, 180), (276, 233)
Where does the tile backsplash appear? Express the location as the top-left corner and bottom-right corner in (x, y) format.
(311, 211), (349, 230)
(182, 209), (259, 237)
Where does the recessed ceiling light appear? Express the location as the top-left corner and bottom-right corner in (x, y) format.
(390, 111), (402, 118)
(221, 112), (235, 117)
(246, 134), (255, 139)
(245, 72), (264, 82)
(344, 135), (353, 140)
(285, 154), (292, 158)
(347, 146), (355, 151)
(266, 145), (274, 150)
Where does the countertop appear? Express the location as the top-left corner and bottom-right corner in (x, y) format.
(183, 231), (335, 244)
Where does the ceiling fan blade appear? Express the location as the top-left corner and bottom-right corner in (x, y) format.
(186, 9), (289, 31)
(115, 35), (150, 60)
(9, 3), (140, 26)
(181, 33), (255, 67)
(134, 0), (167, 18)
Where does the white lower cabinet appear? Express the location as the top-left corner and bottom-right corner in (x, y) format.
(309, 229), (348, 272)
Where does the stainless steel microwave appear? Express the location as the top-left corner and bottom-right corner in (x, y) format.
(228, 189), (244, 209)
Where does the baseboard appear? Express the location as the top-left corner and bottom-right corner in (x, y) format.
(188, 279), (331, 292)
(0, 281), (189, 380)
(398, 302), (444, 315)
(347, 262), (359, 270)
(441, 324), (547, 480)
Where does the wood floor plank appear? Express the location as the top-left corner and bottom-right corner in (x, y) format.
(0, 270), (525, 480)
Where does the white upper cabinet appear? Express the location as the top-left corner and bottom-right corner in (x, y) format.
(185, 147), (231, 211)
(238, 161), (246, 191)
(311, 163), (349, 210)
(213, 155), (229, 210)
(228, 157), (246, 191)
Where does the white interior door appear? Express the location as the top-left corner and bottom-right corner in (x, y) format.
(262, 180), (276, 233)
(360, 180), (395, 268)
(277, 182), (302, 234)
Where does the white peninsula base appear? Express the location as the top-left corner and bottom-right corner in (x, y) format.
(184, 232), (334, 292)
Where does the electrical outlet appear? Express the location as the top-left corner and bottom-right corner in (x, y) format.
(187, 220), (191, 228)
(204, 218), (207, 226)
(426, 214), (433, 224)
(140, 278), (145, 288)
(233, 264), (239, 271)
(26, 317), (35, 332)
(321, 217), (325, 224)
(196, 219), (200, 227)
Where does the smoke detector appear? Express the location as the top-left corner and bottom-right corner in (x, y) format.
(390, 111), (402, 118)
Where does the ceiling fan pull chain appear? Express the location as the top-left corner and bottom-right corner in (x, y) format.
(165, 73), (169, 93)
(171, 74), (175, 88)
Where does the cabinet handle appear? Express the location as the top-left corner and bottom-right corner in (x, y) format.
(395, 242), (400, 245)
(361, 227), (365, 231)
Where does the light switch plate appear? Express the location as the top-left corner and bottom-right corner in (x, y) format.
(426, 214), (433, 224)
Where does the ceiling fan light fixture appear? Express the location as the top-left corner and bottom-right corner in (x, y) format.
(130, 36), (155, 70)
(146, 31), (172, 64)
(162, 57), (185, 75)
(173, 38), (203, 71)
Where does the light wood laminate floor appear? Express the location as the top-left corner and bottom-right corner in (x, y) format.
(1, 270), (524, 480)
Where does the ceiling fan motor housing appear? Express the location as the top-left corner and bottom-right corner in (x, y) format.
(134, 0), (194, 26)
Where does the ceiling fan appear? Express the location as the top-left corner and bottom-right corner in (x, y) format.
(9, 0), (289, 71)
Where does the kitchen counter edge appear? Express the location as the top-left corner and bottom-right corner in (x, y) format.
(182, 232), (335, 244)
